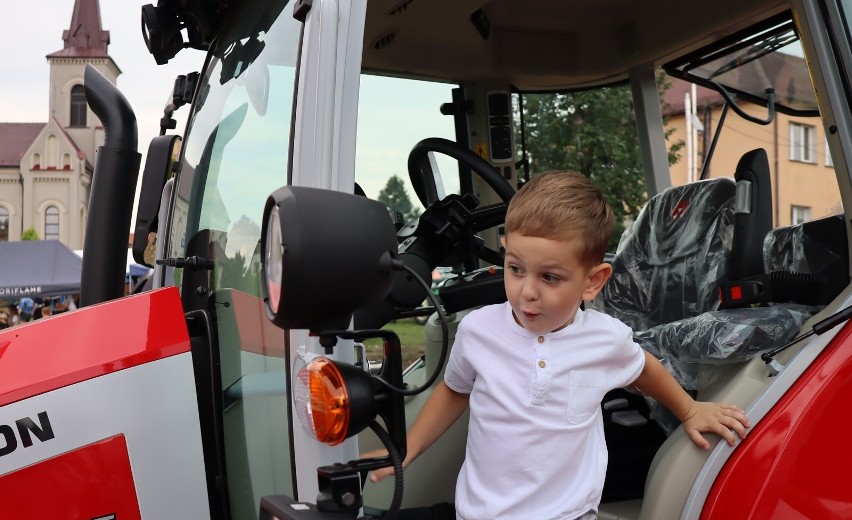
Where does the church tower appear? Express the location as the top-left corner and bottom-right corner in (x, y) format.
(0, 0), (121, 249)
(47, 0), (120, 161)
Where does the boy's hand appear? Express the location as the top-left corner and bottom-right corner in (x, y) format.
(680, 402), (750, 450)
(360, 448), (397, 483)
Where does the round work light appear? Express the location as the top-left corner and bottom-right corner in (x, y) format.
(260, 186), (398, 331)
(263, 204), (283, 314)
(141, 3), (185, 65)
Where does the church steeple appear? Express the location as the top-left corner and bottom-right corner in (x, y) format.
(44, 0), (119, 185)
(49, 0), (110, 57)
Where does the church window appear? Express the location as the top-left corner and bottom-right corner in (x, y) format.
(70, 85), (87, 127)
(45, 206), (60, 240)
(62, 153), (72, 170)
(32, 153), (41, 170)
(0, 207), (8, 242)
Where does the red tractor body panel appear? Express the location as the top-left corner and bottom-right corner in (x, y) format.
(702, 320), (852, 519)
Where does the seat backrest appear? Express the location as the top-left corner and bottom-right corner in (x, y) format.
(764, 213), (848, 276)
(728, 148), (773, 280)
(603, 177), (736, 331)
(760, 213), (850, 304)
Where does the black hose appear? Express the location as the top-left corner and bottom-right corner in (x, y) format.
(373, 260), (449, 396)
(369, 421), (404, 520)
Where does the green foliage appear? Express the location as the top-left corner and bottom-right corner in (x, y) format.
(378, 174), (418, 222)
(20, 227), (40, 240)
(515, 74), (683, 250)
(218, 250), (261, 297)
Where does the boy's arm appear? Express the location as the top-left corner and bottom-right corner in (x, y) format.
(632, 351), (751, 450)
(368, 380), (469, 482)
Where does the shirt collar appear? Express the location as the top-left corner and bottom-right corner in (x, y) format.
(504, 301), (584, 339)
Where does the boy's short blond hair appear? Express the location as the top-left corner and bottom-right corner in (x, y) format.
(505, 171), (615, 267)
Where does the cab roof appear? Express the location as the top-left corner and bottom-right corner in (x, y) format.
(361, 0), (789, 90)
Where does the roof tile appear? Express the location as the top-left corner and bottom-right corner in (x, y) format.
(0, 123), (45, 167)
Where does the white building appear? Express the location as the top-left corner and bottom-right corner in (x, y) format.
(0, 0), (117, 249)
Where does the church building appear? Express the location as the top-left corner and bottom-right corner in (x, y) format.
(0, 0), (118, 249)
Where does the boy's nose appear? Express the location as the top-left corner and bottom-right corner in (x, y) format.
(521, 280), (538, 301)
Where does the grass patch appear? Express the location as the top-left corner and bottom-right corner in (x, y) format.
(364, 318), (426, 368)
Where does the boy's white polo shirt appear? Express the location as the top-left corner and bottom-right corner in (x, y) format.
(444, 302), (645, 520)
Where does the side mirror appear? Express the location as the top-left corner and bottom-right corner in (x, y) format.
(132, 135), (181, 266)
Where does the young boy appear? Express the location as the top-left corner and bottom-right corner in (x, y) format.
(371, 171), (750, 520)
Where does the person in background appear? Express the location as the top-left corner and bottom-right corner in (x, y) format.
(18, 297), (34, 322)
(31, 298), (44, 321)
(53, 295), (78, 314)
(7, 304), (20, 327)
(40, 305), (52, 319)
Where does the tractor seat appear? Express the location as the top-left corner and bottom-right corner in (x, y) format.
(602, 176), (737, 332)
(602, 149), (816, 397)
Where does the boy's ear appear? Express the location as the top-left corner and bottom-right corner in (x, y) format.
(583, 262), (613, 301)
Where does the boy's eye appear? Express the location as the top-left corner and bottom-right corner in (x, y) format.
(508, 265), (523, 275)
(542, 273), (560, 283)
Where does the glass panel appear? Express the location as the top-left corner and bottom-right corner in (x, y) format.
(791, 205), (812, 224)
(670, 18), (818, 114)
(167, 0), (300, 516)
(355, 75), (459, 221)
(514, 85), (645, 251)
(0, 208), (8, 242)
(70, 85), (87, 127)
(353, 75), (459, 375)
(45, 206), (59, 240)
(840, 0), (852, 43)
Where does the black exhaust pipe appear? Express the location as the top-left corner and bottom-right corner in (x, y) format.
(80, 64), (142, 307)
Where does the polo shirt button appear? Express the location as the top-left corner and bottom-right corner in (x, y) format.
(538, 360), (546, 368)
(537, 336), (544, 343)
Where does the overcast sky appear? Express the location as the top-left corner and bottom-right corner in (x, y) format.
(1, 0), (458, 225)
(2, 1), (204, 140)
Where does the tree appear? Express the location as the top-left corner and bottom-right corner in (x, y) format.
(514, 75), (683, 249)
(378, 174), (418, 222)
(21, 227), (40, 240)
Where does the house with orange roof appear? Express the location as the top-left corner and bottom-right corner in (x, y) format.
(663, 72), (842, 227)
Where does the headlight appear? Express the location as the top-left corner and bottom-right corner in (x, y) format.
(260, 186), (398, 331)
(264, 205), (283, 314)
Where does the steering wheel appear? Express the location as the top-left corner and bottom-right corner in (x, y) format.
(408, 137), (515, 207)
(407, 137), (515, 269)
(354, 138), (513, 329)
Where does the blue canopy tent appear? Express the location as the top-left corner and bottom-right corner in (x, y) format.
(0, 240), (83, 299)
(73, 247), (153, 293)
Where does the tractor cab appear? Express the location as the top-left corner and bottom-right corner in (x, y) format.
(127, 0), (852, 518)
